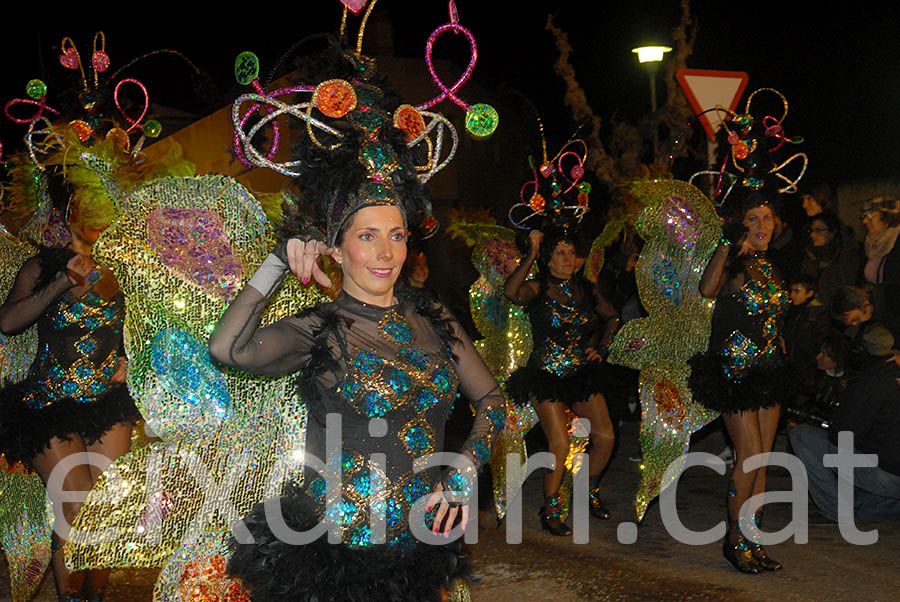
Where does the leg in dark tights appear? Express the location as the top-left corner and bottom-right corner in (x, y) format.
(572, 393), (615, 481)
(534, 400), (572, 531)
(573, 392), (615, 519)
(721, 405), (783, 572)
(722, 410), (763, 541)
(31, 436), (93, 600)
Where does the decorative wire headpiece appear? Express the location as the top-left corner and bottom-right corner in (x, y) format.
(508, 118), (591, 231)
(232, 0), (495, 245)
(4, 32), (200, 167)
(1, 34), (197, 242)
(686, 87), (807, 208)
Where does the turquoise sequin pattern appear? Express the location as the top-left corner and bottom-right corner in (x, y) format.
(306, 452), (440, 549)
(340, 310), (458, 419)
(23, 290), (124, 409)
(151, 329), (232, 420)
(721, 257), (789, 381)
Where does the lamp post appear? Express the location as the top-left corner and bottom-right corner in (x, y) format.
(632, 45), (671, 160)
(631, 45), (672, 112)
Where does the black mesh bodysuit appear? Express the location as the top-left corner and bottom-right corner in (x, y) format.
(505, 276), (606, 407)
(210, 254), (505, 601)
(0, 248), (140, 465)
(689, 253), (791, 412)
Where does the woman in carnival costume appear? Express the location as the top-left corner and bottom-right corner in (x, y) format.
(0, 35), (194, 600)
(503, 137), (615, 535)
(691, 89), (807, 573)
(213, 8), (504, 601)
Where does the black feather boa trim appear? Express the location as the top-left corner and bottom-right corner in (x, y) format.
(295, 285), (460, 409)
(0, 382), (140, 466)
(687, 352), (790, 413)
(228, 487), (469, 602)
(34, 246), (77, 291)
(394, 283), (460, 363)
(505, 362), (609, 407)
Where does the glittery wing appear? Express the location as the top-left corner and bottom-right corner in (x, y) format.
(447, 217), (542, 520)
(92, 174), (326, 441)
(606, 179), (721, 521)
(0, 228), (53, 602)
(65, 175), (323, 582)
(0, 458), (52, 602)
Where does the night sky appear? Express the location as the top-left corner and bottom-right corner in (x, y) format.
(2, 1), (900, 188)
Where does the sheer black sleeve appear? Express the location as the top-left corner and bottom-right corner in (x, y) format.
(0, 256), (73, 336)
(440, 313), (507, 497)
(208, 254), (316, 377)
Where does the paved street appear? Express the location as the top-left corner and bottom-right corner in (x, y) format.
(2, 420), (898, 601)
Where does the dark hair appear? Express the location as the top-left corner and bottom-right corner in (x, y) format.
(830, 285), (870, 319)
(791, 273), (817, 293)
(538, 229), (575, 270)
(802, 180), (834, 210)
(820, 333), (849, 373)
(808, 210), (842, 249)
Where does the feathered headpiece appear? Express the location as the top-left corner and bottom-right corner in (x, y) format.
(232, 0), (494, 246)
(689, 87), (807, 213)
(2, 32), (198, 243)
(508, 121), (592, 233)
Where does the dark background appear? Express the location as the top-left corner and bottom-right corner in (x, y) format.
(2, 1), (899, 187)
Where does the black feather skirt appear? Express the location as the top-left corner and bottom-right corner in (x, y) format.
(0, 381), (141, 466)
(687, 351), (790, 414)
(505, 361), (608, 407)
(228, 488), (468, 602)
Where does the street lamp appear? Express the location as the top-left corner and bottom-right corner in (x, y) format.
(631, 45), (672, 112)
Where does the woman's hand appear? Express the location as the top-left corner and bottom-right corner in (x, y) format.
(285, 239), (334, 287)
(528, 230), (544, 258)
(66, 253), (97, 287)
(735, 233), (755, 257)
(425, 481), (469, 538)
(585, 347), (605, 363)
(111, 357), (127, 383)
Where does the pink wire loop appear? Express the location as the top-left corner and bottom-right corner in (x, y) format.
(415, 22), (476, 111)
(763, 115), (797, 152)
(114, 78), (150, 132)
(556, 151), (584, 194)
(4, 97), (60, 124)
(233, 85), (310, 168)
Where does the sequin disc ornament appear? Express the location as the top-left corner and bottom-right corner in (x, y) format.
(314, 79), (357, 119)
(25, 79), (47, 101)
(465, 103), (498, 138)
(234, 51), (259, 86)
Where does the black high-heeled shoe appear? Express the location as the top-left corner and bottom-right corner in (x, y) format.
(722, 533), (763, 574)
(539, 493), (572, 536)
(749, 541), (783, 571)
(539, 511), (573, 536)
(589, 486), (611, 520)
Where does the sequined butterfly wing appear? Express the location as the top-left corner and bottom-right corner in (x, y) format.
(606, 179), (721, 521)
(0, 228), (53, 602)
(447, 217), (540, 520)
(66, 175), (327, 576)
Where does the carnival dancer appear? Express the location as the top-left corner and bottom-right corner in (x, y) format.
(504, 137), (614, 536)
(690, 88), (807, 573)
(216, 11), (502, 600)
(0, 31), (197, 598)
(0, 147), (141, 601)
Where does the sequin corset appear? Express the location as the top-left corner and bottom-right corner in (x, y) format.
(22, 289), (125, 409)
(713, 256), (790, 381)
(298, 294), (499, 549)
(527, 278), (597, 377)
(211, 269), (505, 551)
